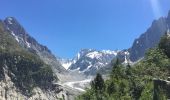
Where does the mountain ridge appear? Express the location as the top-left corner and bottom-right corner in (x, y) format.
(129, 12), (170, 61)
(61, 10), (170, 76)
(60, 49), (120, 75)
(2, 17), (66, 75)
(0, 20), (69, 100)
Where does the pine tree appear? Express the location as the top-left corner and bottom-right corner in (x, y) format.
(159, 32), (170, 58)
(91, 73), (105, 100)
(110, 58), (123, 80)
(107, 81), (116, 96)
(125, 63), (132, 79)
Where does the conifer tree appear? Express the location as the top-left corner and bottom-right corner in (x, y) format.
(91, 73), (105, 100)
(159, 32), (170, 58)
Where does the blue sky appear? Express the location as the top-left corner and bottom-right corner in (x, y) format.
(0, 0), (170, 58)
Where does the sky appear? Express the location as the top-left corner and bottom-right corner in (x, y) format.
(0, 0), (170, 58)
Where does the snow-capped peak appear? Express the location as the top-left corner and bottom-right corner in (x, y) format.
(86, 51), (102, 59)
(60, 49), (119, 75)
(59, 59), (73, 70)
(62, 62), (72, 70)
(85, 50), (118, 59)
(101, 50), (118, 55)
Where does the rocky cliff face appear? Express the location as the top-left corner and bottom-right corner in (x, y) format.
(0, 69), (67, 100)
(129, 11), (170, 61)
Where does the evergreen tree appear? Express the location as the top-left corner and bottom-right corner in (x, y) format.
(125, 63), (132, 78)
(91, 73), (105, 100)
(159, 32), (170, 58)
(107, 81), (116, 96)
(110, 58), (124, 80)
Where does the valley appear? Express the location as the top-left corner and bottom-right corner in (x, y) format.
(0, 2), (170, 99)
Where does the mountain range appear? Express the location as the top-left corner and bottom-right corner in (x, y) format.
(0, 10), (170, 100)
(60, 49), (118, 75)
(60, 11), (170, 75)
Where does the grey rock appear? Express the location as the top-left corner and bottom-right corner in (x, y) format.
(129, 12), (170, 62)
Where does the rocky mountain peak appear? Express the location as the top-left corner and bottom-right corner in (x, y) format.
(78, 49), (95, 56)
(4, 17), (32, 48)
(4, 17), (27, 37)
(60, 49), (118, 75)
(5, 17), (17, 25)
(129, 11), (170, 62)
(2, 17), (66, 74)
(129, 18), (167, 61)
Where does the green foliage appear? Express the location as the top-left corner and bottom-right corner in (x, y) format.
(140, 81), (153, 100)
(91, 73), (105, 100)
(77, 33), (170, 100)
(106, 81), (116, 96)
(110, 58), (125, 80)
(0, 50), (56, 95)
(159, 32), (170, 58)
(0, 25), (23, 52)
(91, 73), (105, 92)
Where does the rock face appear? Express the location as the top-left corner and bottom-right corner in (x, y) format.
(3, 17), (66, 74)
(129, 11), (170, 62)
(98, 50), (131, 75)
(0, 18), (70, 100)
(61, 49), (118, 75)
(0, 69), (67, 100)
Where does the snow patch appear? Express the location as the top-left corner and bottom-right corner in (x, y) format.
(26, 41), (31, 48)
(86, 51), (102, 59)
(11, 31), (19, 42)
(124, 51), (130, 55)
(123, 51), (132, 64)
(87, 64), (92, 69)
(136, 41), (139, 44)
(77, 53), (80, 60)
(62, 62), (72, 70)
(124, 55), (128, 64)
(60, 59), (74, 70)
(102, 50), (118, 56)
